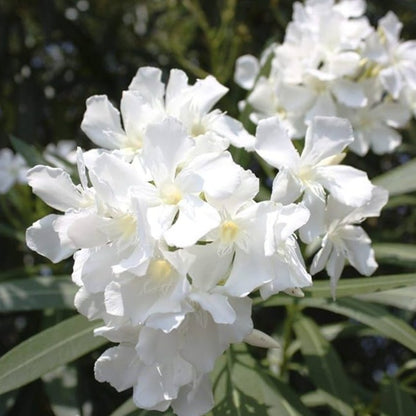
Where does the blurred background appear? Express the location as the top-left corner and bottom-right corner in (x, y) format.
(0, 1), (416, 415)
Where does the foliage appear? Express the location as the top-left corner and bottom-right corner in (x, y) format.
(0, 1), (416, 415)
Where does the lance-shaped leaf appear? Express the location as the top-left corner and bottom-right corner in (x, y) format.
(373, 244), (416, 268)
(303, 298), (416, 353)
(294, 316), (354, 416)
(372, 158), (416, 196)
(356, 286), (416, 311)
(0, 276), (76, 312)
(0, 315), (106, 395)
(209, 344), (313, 416)
(380, 379), (416, 415)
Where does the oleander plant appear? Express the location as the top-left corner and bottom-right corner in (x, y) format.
(1, 1), (416, 415)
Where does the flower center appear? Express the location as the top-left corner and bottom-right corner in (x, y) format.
(148, 259), (172, 281)
(191, 120), (206, 137)
(220, 220), (239, 244)
(160, 183), (182, 205)
(117, 213), (137, 239)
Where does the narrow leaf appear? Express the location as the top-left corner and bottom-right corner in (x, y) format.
(0, 276), (76, 312)
(356, 286), (416, 311)
(10, 135), (46, 167)
(294, 316), (354, 416)
(372, 158), (416, 196)
(0, 315), (107, 395)
(380, 379), (416, 415)
(373, 244), (416, 267)
(304, 298), (416, 353)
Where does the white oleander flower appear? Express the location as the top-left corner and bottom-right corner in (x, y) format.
(0, 148), (28, 193)
(310, 186), (388, 297)
(255, 116), (373, 242)
(339, 82), (411, 155)
(364, 11), (416, 99)
(81, 67), (254, 157)
(94, 296), (252, 416)
(43, 140), (77, 168)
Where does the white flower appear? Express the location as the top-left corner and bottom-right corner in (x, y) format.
(339, 82), (411, 155)
(81, 67), (254, 156)
(255, 116), (374, 242)
(0, 148), (28, 193)
(43, 140), (77, 168)
(364, 11), (416, 99)
(310, 186), (388, 297)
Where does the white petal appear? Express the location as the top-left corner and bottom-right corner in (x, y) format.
(120, 90), (157, 146)
(187, 151), (242, 200)
(299, 190), (326, 244)
(81, 95), (126, 149)
(224, 249), (273, 297)
(74, 287), (105, 320)
(341, 225), (378, 276)
(310, 239), (333, 275)
(331, 79), (367, 107)
(166, 69), (189, 108)
(187, 243), (233, 291)
(255, 116), (299, 169)
(210, 114), (255, 150)
(318, 165), (372, 207)
(26, 214), (76, 263)
(302, 116), (353, 166)
(234, 54), (260, 90)
(172, 374), (214, 416)
(366, 125), (402, 154)
(164, 195), (220, 248)
(128, 66), (164, 103)
(94, 345), (140, 392)
(143, 118), (193, 184)
(305, 92), (337, 123)
(74, 245), (117, 293)
(189, 75), (228, 114)
(27, 166), (84, 211)
(66, 212), (110, 248)
(190, 292), (236, 324)
(379, 67), (402, 99)
(271, 169), (303, 205)
(328, 52), (361, 77)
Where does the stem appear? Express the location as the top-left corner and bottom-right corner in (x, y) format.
(279, 303), (299, 379)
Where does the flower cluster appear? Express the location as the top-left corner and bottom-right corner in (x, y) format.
(25, 65), (387, 415)
(235, 0), (415, 155)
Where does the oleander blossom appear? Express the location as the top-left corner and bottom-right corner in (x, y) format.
(25, 65), (387, 416)
(0, 148), (28, 193)
(235, 0), (414, 155)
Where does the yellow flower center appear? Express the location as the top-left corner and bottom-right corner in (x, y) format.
(191, 120), (206, 137)
(148, 259), (172, 281)
(161, 183), (182, 205)
(220, 220), (239, 244)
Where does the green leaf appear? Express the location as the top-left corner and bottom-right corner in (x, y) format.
(304, 274), (416, 299)
(10, 135), (46, 167)
(210, 344), (313, 416)
(109, 398), (166, 416)
(259, 296), (416, 352)
(0, 315), (107, 395)
(356, 286), (416, 311)
(373, 244), (416, 267)
(42, 365), (81, 416)
(109, 398), (138, 416)
(256, 274), (416, 306)
(380, 379), (416, 415)
(372, 158), (416, 196)
(0, 276), (76, 312)
(304, 298), (416, 353)
(294, 316), (354, 416)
